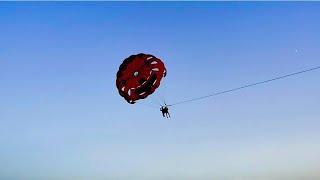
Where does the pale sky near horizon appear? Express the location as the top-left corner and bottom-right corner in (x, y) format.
(1, 2), (320, 180)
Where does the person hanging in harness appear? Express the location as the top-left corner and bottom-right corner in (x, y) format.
(160, 106), (170, 118)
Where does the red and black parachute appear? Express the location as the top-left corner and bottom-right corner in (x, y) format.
(116, 53), (167, 104)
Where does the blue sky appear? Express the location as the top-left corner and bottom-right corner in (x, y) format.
(1, 2), (320, 179)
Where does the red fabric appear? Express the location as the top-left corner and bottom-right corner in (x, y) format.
(116, 53), (167, 104)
